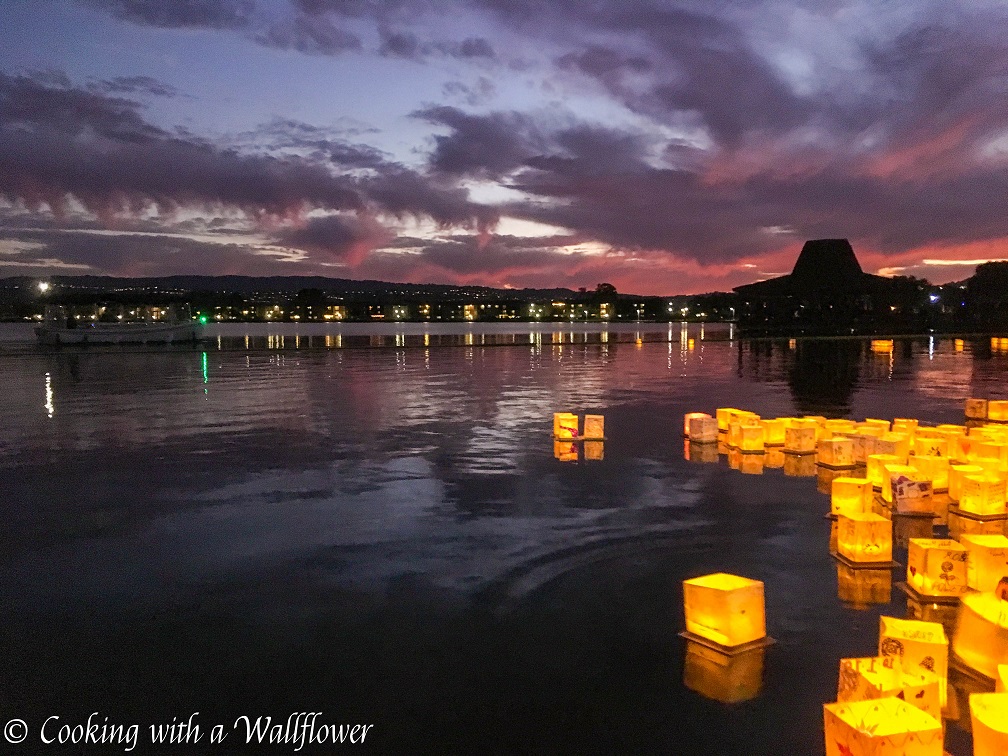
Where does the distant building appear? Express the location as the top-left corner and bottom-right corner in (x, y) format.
(734, 239), (936, 335)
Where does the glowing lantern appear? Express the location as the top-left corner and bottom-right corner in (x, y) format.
(966, 398), (989, 420)
(892, 418), (918, 436)
(761, 418), (786, 446)
(953, 434), (975, 463)
(832, 477), (874, 517)
(912, 435), (948, 458)
(553, 412), (579, 439)
(785, 424), (817, 454)
(893, 516), (935, 552)
(784, 452), (816, 477)
(682, 573), (766, 649)
(836, 565), (891, 608)
(867, 454), (901, 489)
(738, 424), (765, 452)
(959, 474), (1008, 516)
(683, 640), (764, 703)
(836, 657), (941, 720)
(886, 465), (933, 514)
(825, 419), (857, 436)
(818, 438), (855, 468)
(973, 439), (1008, 465)
(689, 415), (719, 443)
(822, 698), (943, 756)
(989, 400), (1008, 422)
(910, 455), (948, 491)
(870, 338), (895, 353)
(685, 440), (718, 464)
(971, 693), (1008, 756)
(906, 538), (968, 598)
(948, 464), (983, 501)
(955, 338), (964, 352)
(583, 414), (604, 440)
(583, 441), (604, 461)
(951, 592), (1008, 679)
(553, 440), (578, 462)
(728, 419), (760, 448)
(837, 513), (892, 564)
(717, 408), (758, 432)
(684, 412), (711, 437)
(878, 616), (949, 706)
(875, 432), (910, 462)
(948, 511), (1005, 540)
(849, 432), (878, 464)
(997, 665), (1008, 692)
(960, 534), (1008, 592)
(861, 419), (892, 433)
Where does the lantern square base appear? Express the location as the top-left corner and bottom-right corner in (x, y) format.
(949, 653), (997, 686)
(830, 551), (900, 570)
(895, 581), (963, 606)
(783, 447), (817, 456)
(678, 630), (776, 657)
(947, 504), (1008, 522)
(817, 460), (858, 470)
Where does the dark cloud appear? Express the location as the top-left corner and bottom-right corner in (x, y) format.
(413, 105), (543, 177)
(80, 0), (253, 29)
(89, 76), (179, 98)
(441, 77), (496, 106)
(275, 214), (392, 266)
(257, 13), (362, 55)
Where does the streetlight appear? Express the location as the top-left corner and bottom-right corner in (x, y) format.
(38, 281), (50, 294)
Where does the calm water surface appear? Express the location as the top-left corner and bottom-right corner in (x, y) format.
(1, 323), (1005, 754)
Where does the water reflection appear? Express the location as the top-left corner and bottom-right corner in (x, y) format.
(836, 564), (892, 609)
(683, 640), (765, 703)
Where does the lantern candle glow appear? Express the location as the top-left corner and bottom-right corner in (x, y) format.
(837, 513), (893, 564)
(906, 538), (968, 598)
(785, 424), (817, 454)
(952, 592), (1008, 680)
(684, 412), (711, 437)
(822, 697), (943, 756)
(818, 438), (855, 468)
(960, 534), (1008, 592)
(831, 477), (874, 517)
(682, 573), (767, 649)
(970, 692), (1008, 756)
(553, 412), (579, 439)
(878, 616), (949, 706)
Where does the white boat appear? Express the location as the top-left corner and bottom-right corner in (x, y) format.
(35, 305), (205, 345)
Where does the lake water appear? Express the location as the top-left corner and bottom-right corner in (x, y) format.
(1, 322), (1004, 754)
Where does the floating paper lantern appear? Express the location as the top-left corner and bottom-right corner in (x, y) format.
(683, 640), (764, 703)
(990, 400), (1008, 422)
(717, 407), (758, 432)
(837, 513), (893, 564)
(906, 538), (968, 598)
(849, 433), (878, 464)
(583, 441), (604, 462)
(971, 692), (1008, 756)
(761, 418), (786, 446)
(912, 435), (948, 459)
(832, 477), (874, 517)
(836, 657), (941, 720)
(583, 414), (604, 440)
(785, 424), (817, 454)
(876, 432), (911, 462)
(862, 418), (892, 433)
(966, 398), (989, 420)
(878, 616), (949, 706)
(825, 418), (857, 436)
(910, 455), (948, 491)
(952, 592), (1008, 680)
(819, 438), (855, 468)
(553, 440), (578, 462)
(689, 415), (719, 443)
(960, 534), (1008, 592)
(822, 697), (943, 756)
(553, 412), (579, 439)
(948, 464), (983, 501)
(684, 412), (711, 437)
(682, 572), (766, 649)
(867, 453), (901, 489)
(870, 339), (895, 353)
(959, 474), (1008, 516)
(892, 418), (918, 435)
(886, 466), (933, 514)
(836, 565), (892, 608)
(972, 439), (1008, 465)
(738, 424), (765, 453)
(953, 434), (975, 463)
(955, 338), (965, 352)
(728, 419), (759, 448)
(948, 511), (1005, 540)
(783, 452), (816, 477)
(881, 463), (915, 504)
(997, 664), (1008, 692)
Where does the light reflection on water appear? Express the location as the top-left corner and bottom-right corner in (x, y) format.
(0, 326), (1002, 754)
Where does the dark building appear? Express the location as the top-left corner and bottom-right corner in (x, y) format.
(734, 238), (937, 335)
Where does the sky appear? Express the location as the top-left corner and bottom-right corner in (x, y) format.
(1, 0), (1007, 294)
